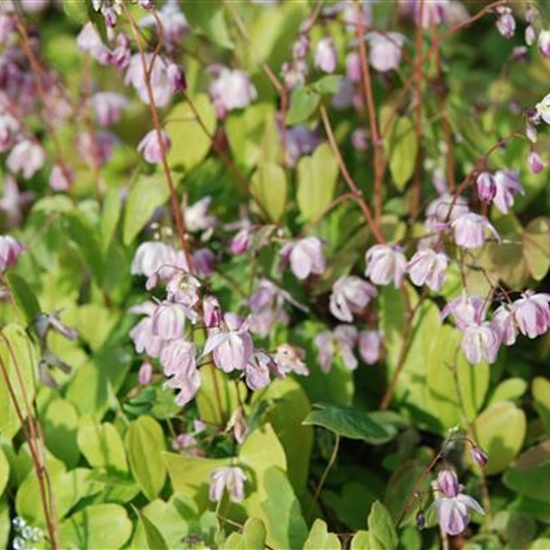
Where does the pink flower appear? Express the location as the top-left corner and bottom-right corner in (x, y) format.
(91, 92), (128, 127)
(77, 130), (117, 167)
(528, 151), (544, 174)
(209, 466), (247, 503)
(0, 176), (34, 228)
(346, 52), (361, 83)
(165, 369), (201, 407)
(131, 241), (188, 280)
(203, 295), (222, 329)
(209, 67), (257, 117)
(314, 37), (337, 73)
(192, 248), (216, 276)
(365, 244), (407, 288)
(151, 301), (189, 340)
(139, 1), (188, 49)
(476, 172), (496, 204)
(138, 129), (171, 164)
(76, 23), (110, 65)
(461, 322), (501, 364)
(167, 63), (187, 93)
(7, 140), (45, 179)
(244, 351), (274, 391)
(536, 93), (550, 125)
(471, 446), (489, 468)
(441, 295), (486, 330)
(227, 407), (248, 444)
(512, 292), (550, 339)
(492, 170), (524, 214)
(185, 197), (216, 233)
(366, 32), (405, 73)
(358, 330), (382, 365)
(248, 279), (294, 337)
(314, 325), (358, 373)
(496, 9), (516, 39)
(275, 344), (309, 376)
(539, 30), (550, 58)
(160, 339), (197, 378)
(414, 0), (450, 28)
(526, 123), (538, 143)
(49, 165), (73, 192)
(491, 304), (517, 346)
(166, 272), (201, 307)
(451, 213), (499, 249)
(425, 193), (469, 231)
(138, 361), (153, 386)
(0, 235), (25, 271)
(125, 53), (173, 107)
(280, 237), (326, 280)
(230, 227), (252, 255)
(525, 25), (536, 46)
(203, 314), (254, 373)
(0, 112), (19, 153)
(130, 316), (163, 358)
(432, 470), (484, 536)
(407, 248), (448, 291)
(329, 275), (377, 322)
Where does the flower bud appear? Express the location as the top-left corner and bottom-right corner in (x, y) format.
(470, 446), (489, 468)
(539, 30), (550, 58)
(496, 10), (516, 39)
(314, 37), (337, 73)
(525, 25), (536, 46)
(528, 151), (545, 174)
(167, 63), (187, 93)
(138, 360), (153, 386)
(416, 510), (426, 530)
(476, 171), (496, 203)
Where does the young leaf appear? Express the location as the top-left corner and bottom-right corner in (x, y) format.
(368, 501), (398, 550)
(286, 87), (320, 125)
(251, 163), (287, 222)
(303, 519), (342, 550)
(134, 507), (170, 550)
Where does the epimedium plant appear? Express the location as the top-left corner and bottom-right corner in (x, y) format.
(1, 0), (550, 549)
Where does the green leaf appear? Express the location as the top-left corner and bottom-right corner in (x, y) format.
(286, 87), (320, 125)
(302, 403), (389, 441)
(385, 117), (417, 191)
(59, 504), (133, 550)
(65, 361), (112, 419)
(123, 174), (170, 245)
(533, 377), (550, 434)
(134, 507), (169, 550)
(5, 272), (41, 324)
(311, 75), (343, 95)
(296, 143), (339, 222)
(223, 518), (267, 550)
(488, 378), (527, 406)
(43, 399), (80, 468)
(0, 447), (8, 497)
(125, 416), (167, 501)
(196, 364), (240, 425)
(351, 530), (371, 550)
(100, 187), (122, 253)
(165, 94), (216, 172)
(63, 0), (87, 23)
(0, 324), (38, 439)
(251, 163), (287, 222)
(471, 401), (526, 475)
(183, 0), (233, 49)
(368, 501), (398, 550)
(303, 519), (342, 550)
(77, 416), (128, 474)
(504, 445), (550, 504)
(523, 217), (550, 281)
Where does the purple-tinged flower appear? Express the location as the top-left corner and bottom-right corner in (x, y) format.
(0, 14), (15, 42)
(280, 237), (326, 280)
(293, 35), (310, 59)
(329, 275), (377, 322)
(192, 248), (216, 276)
(109, 32), (131, 70)
(314, 37), (337, 73)
(49, 165), (73, 192)
(492, 170), (524, 214)
(6, 140), (45, 180)
(491, 304), (517, 346)
(131, 241), (188, 279)
(209, 466), (247, 503)
(284, 125), (320, 167)
(151, 301), (189, 340)
(528, 151), (544, 174)
(138, 0), (155, 9)
(138, 129), (171, 164)
(91, 92), (128, 127)
(414, 0), (450, 28)
(125, 53), (173, 107)
(76, 23), (110, 65)
(461, 322), (501, 364)
(408, 248), (448, 291)
(525, 25), (536, 46)
(77, 130), (117, 167)
(138, 360), (153, 386)
(275, 344), (309, 376)
(451, 213), (499, 249)
(358, 330), (382, 365)
(432, 469), (484, 536)
(425, 193), (469, 231)
(342, 1), (372, 32)
(92, 0), (122, 26)
(172, 432), (203, 456)
(160, 339), (197, 378)
(314, 325), (358, 373)
(366, 32), (405, 73)
(227, 407), (248, 445)
(351, 128), (369, 151)
(539, 30), (550, 58)
(209, 67), (257, 118)
(165, 369), (201, 407)
(346, 52), (361, 83)
(471, 446), (489, 468)
(203, 295), (222, 329)
(0, 235), (25, 271)
(513, 292), (550, 339)
(0, 113), (19, 153)
(476, 172), (496, 204)
(185, 197), (216, 233)
(365, 244), (407, 288)
(441, 295), (486, 331)
(0, 176), (34, 229)
(248, 279), (295, 337)
(130, 316), (163, 358)
(536, 93), (550, 125)
(166, 271), (201, 307)
(282, 60), (308, 90)
(167, 63), (186, 93)
(230, 227), (252, 255)
(496, 8), (516, 39)
(244, 351), (273, 391)
(203, 314), (254, 373)
(416, 510), (426, 530)
(139, 0), (188, 49)
(526, 123), (538, 144)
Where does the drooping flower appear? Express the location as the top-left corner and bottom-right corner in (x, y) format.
(137, 129), (171, 164)
(138, 360), (153, 386)
(0, 112), (19, 153)
(512, 292), (550, 339)
(160, 339), (197, 378)
(365, 244), (407, 288)
(227, 407), (248, 445)
(230, 227), (252, 255)
(0, 235), (25, 271)
(275, 344), (309, 376)
(329, 275), (377, 322)
(495, 7), (516, 39)
(441, 295), (486, 331)
(6, 140), (45, 179)
(425, 193), (469, 231)
(0, 176), (34, 228)
(49, 165), (73, 192)
(414, 0), (450, 28)
(470, 446), (489, 468)
(129, 315), (163, 358)
(525, 25), (536, 46)
(407, 248), (448, 291)
(314, 37), (337, 73)
(248, 279), (295, 337)
(244, 351), (274, 391)
(461, 322), (501, 364)
(346, 51), (361, 83)
(165, 369), (201, 407)
(209, 67), (257, 118)
(366, 32), (405, 73)
(536, 92), (550, 125)
(432, 470), (484, 536)
(314, 325), (358, 373)
(203, 295), (222, 329)
(476, 172), (496, 204)
(280, 237), (326, 280)
(125, 53), (173, 107)
(131, 241), (188, 280)
(492, 170), (524, 214)
(451, 213), (499, 249)
(192, 248), (216, 276)
(491, 304), (517, 346)
(209, 466), (247, 503)
(167, 63), (187, 93)
(151, 301), (190, 340)
(166, 271), (201, 307)
(539, 30), (550, 58)
(139, 0), (188, 49)
(76, 23), (110, 65)
(358, 330), (382, 365)
(184, 197), (217, 233)
(91, 92), (128, 127)
(528, 151), (544, 174)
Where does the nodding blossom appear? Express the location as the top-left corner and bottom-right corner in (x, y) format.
(414, 0), (450, 28)
(166, 272), (201, 307)
(364, 244), (407, 288)
(209, 466), (247, 503)
(461, 322), (501, 364)
(160, 340), (197, 379)
(451, 213), (499, 249)
(125, 53), (173, 107)
(512, 292), (550, 339)
(151, 301), (190, 340)
(476, 172), (496, 204)
(129, 303), (164, 358)
(0, 235), (25, 271)
(138, 360), (153, 386)
(244, 351), (275, 391)
(131, 241), (188, 281)
(76, 23), (110, 65)
(432, 470), (484, 536)
(314, 37), (337, 73)
(346, 52), (361, 83)
(358, 330), (382, 365)
(137, 129), (171, 164)
(407, 248), (448, 292)
(329, 275), (377, 322)
(470, 446), (489, 468)
(49, 165), (73, 192)
(248, 279), (296, 337)
(139, 0), (188, 49)
(538, 30), (550, 58)
(275, 344), (309, 376)
(492, 170), (524, 214)
(528, 151), (544, 174)
(0, 112), (19, 153)
(6, 140), (45, 180)
(280, 237), (326, 280)
(425, 193), (470, 231)
(491, 304), (517, 346)
(495, 7), (516, 39)
(525, 25), (536, 46)
(366, 32), (405, 73)
(184, 197), (217, 233)
(209, 67), (257, 118)
(314, 325), (358, 373)
(536, 92), (550, 125)
(0, 176), (34, 228)
(441, 295), (487, 331)
(91, 92), (128, 127)
(165, 369), (201, 407)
